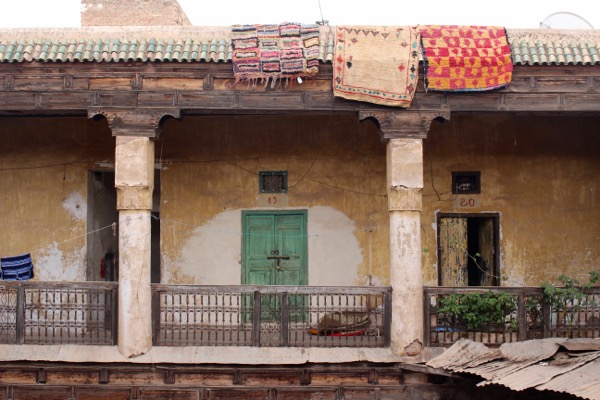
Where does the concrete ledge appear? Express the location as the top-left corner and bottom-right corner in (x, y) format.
(0, 345), (403, 365)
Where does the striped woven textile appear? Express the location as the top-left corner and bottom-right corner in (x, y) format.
(231, 22), (319, 83)
(420, 25), (513, 91)
(1, 253), (34, 281)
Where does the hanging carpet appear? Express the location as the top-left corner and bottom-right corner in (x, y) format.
(420, 25), (513, 91)
(231, 22), (320, 84)
(333, 26), (420, 107)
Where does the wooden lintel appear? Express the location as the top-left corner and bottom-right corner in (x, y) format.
(358, 110), (451, 139)
(88, 107), (181, 137)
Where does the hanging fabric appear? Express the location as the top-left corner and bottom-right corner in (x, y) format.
(1, 253), (34, 281)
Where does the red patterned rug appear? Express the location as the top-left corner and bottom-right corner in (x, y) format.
(420, 25), (513, 91)
(232, 23), (319, 84)
(333, 26), (420, 107)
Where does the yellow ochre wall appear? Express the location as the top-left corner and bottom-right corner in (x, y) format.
(0, 117), (113, 281)
(422, 114), (600, 286)
(0, 113), (598, 288)
(157, 114), (390, 286)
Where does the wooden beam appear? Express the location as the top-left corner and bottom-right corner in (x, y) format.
(0, 63), (599, 116)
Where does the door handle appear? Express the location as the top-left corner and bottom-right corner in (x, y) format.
(267, 254), (290, 271)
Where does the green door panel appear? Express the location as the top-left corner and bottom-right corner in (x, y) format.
(243, 211), (308, 321)
(274, 213), (307, 286)
(243, 211), (307, 286)
(244, 214), (277, 285)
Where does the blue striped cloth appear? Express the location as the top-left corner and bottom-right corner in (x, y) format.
(1, 253), (34, 281)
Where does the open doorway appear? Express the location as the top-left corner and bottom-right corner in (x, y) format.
(437, 213), (500, 286)
(151, 169), (161, 283)
(86, 169), (161, 283)
(86, 171), (118, 282)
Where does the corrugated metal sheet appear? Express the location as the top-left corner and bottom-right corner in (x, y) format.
(0, 26), (599, 65)
(490, 352), (600, 391)
(427, 338), (600, 400)
(538, 357), (600, 400)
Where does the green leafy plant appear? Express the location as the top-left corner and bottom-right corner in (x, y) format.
(542, 271), (599, 336)
(437, 291), (517, 331)
(524, 296), (543, 329)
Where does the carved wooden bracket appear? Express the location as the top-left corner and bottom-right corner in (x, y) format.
(88, 107), (181, 137)
(359, 110), (450, 140)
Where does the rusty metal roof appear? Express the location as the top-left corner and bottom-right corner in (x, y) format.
(427, 338), (600, 400)
(0, 26), (599, 65)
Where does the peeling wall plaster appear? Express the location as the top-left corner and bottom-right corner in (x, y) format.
(35, 242), (86, 281)
(62, 192), (87, 220)
(162, 206), (362, 286)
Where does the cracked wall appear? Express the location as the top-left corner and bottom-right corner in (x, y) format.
(422, 114), (600, 286)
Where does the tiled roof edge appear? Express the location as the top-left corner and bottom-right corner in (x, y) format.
(1, 26), (600, 65)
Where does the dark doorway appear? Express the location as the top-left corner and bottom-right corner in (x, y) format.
(87, 169), (161, 283)
(151, 170), (161, 283)
(437, 213), (500, 286)
(86, 171), (118, 282)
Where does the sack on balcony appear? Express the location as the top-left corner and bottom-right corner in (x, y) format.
(309, 311), (370, 336)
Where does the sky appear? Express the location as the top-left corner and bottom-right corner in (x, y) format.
(0, 0), (599, 29)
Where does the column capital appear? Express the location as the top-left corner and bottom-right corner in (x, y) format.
(114, 136), (155, 211)
(116, 186), (153, 210)
(359, 110), (450, 140)
(388, 187), (422, 212)
(88, 107), (180, 137)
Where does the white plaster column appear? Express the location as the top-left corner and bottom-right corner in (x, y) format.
(115, 136), (155, 358)
(386, 138), (424, 356)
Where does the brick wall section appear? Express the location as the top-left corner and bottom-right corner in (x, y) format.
(81, 0), (192, 26)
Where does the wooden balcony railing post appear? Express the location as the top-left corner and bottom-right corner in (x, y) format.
(16, 285), (25, 345)
(252, 290), (261, 346)
(517, 293), (527, 341)
(383, 290), (392, 348)
(151, 288), (159, 346)
(280, 292), (289, 347)
(542, 296), (551, 338)
(423, 288), (431, 347)
(110, 287), (117, 346)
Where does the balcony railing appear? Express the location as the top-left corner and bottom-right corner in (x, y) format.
(0, 281), (117, 345)
(424, 286), (600, 347)
(152, 285), (392, 348)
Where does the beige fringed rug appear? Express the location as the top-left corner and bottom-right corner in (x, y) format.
(333, 26), (420, 107)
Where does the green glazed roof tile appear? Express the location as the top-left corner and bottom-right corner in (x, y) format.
(1, 26), (600, 65)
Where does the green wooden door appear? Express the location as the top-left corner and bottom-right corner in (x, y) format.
(242, 210), (307, 286)
(243, 211), (307, 322)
